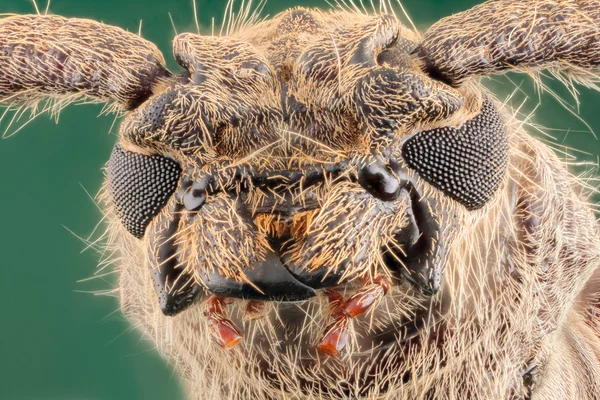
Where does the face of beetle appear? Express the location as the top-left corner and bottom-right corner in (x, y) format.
(106, 8), (509, 397)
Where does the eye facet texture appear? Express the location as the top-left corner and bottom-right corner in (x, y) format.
(401, 100), (508, 210)
(107, 144), (181, 238)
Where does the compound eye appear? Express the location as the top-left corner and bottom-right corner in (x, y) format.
(401, 100), (508, 210)
(107, 144), (181, 238)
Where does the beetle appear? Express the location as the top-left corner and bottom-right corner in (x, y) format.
(1, 0), (600, 399)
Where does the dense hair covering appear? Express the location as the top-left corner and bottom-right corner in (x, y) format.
(0, 2), (599, 399)
(417, 0), (600, 86)
(0, 14), (169, 109)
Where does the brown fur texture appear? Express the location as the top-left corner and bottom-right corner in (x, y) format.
(1, 1), (600, 399)
(416, 0), (600, 86)
(0, 14), (169, 111)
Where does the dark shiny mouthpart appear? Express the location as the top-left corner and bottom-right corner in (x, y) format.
(152, 169), (439, 317)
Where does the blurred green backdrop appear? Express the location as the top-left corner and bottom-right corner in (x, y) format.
(0, 0), (598, 399)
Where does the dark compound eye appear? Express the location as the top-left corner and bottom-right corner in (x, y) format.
(401, 100), (508, 210)
(107, 144), (181, 238)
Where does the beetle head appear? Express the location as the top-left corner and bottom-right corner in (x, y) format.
(106, 9), (508, 316)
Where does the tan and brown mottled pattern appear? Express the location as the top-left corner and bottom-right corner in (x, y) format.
(0, 14), (170, 110)
(417, 0), (600, 86)
(1, 2), (600, 399)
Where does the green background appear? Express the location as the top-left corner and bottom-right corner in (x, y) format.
(0, 1), (598, 399)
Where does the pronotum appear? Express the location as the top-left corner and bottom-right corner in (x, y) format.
(1, 0), (600, 399)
